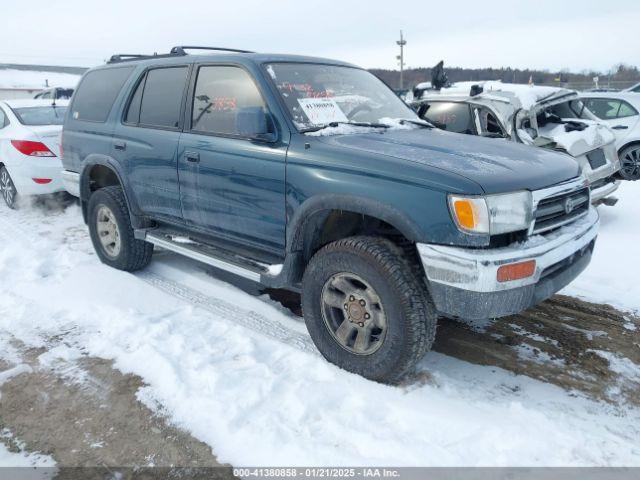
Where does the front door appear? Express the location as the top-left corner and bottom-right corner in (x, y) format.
(178, 64), (287, 258)
(113, 65), (190, 220)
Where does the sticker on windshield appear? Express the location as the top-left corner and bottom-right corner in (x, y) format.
(298, 98), (348, 125)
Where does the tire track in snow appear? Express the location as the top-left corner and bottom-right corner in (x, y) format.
(136, 271), (319, 355)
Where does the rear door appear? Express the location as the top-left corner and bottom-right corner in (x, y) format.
(178, 64), (287, 257)
(582, 97), (640, 144)
(112, 65), (190, 220)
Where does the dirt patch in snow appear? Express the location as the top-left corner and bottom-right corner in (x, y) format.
(0, 341), (235, 477)
(433, 295), (640, 405)
(267, 289), (640, 406)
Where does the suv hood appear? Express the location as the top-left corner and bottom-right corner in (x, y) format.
(315, 128), (580, 194)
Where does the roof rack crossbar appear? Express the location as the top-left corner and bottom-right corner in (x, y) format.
(170, 46), (254, 55)
(107, 52), (182, 64)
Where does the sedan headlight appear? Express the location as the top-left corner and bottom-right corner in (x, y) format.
(448, 191), (533, 235)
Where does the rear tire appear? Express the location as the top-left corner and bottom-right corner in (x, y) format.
(619, 145), (640, 181)
(88, 186), (153, 271)
(302, 236), (437, 384)
(0, 167), (18, 209)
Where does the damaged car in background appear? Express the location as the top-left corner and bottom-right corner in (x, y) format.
(407, 66), (622, 206)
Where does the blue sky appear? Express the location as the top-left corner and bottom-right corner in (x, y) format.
(0, 0), (637, 72)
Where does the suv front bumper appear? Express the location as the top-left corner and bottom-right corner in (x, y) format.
(417, 208), (599, 320)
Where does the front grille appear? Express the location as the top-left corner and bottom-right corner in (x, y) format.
(586, 149), (607, 170)
(532, 187), (590, 234)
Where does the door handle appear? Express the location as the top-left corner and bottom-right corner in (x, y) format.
(185, 151), (200, 163)
(114, 141), (127, 151)
(612, 125), (628, 130)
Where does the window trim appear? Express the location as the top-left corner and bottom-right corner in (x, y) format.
(184, 62), (277, 142)
(70, 65), (135, 124)
(120, 64), (192, 132)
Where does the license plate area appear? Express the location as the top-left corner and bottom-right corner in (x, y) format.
(587, 149), (607, 169)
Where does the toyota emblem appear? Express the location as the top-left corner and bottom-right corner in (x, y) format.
(564, 197), (575, 214)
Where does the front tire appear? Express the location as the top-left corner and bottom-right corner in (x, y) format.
(0, 166), (18, 209)
(302, 236), (437, 383)
(87, 186), (153, 271)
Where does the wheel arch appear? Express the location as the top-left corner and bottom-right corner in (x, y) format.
(79, 155), (145, 227)
(618, 139), (640, 156)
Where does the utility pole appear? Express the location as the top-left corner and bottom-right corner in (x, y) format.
(396, 30), (407, 90)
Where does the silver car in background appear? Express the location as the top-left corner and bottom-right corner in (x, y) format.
(408, 81), (621, 205)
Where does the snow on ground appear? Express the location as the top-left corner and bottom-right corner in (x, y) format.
(0, 68), (80, 89)
(563, 181), (640, 313)
(0, 430), (56, 474)
(0, 187), (639, 467)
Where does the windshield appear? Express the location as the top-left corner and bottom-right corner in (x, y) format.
(12, 106), (67, 126)
(265, 63), (419, 131)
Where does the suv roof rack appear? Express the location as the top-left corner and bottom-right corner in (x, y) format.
(107, 53), (174, 64)
(107, 46), (254, 64)
(169, 46), (254, 55)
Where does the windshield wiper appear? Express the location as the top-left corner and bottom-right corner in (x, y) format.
(300, 121), (391, 133)
(398, 118), (435, 129)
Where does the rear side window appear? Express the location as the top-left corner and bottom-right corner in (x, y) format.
(0, 108), (7, 128)
(584, 98), (622, 119)
(420, 102), (475, 134)
(71, 67), (133, 122)
(138, 67), (188, 128)
(191, 66), (267, 136)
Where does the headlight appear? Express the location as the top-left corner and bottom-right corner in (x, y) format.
(449, 191), (533, 235)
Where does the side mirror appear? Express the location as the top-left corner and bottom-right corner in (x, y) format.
(236, 107), (276, 142)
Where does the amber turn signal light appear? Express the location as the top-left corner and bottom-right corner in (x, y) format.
(497, 260), (536, 283)
(453, 199), (476, 230)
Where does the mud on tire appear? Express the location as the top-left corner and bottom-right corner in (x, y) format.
(88, 186), (153, 272)
(302, 236), (437, 384)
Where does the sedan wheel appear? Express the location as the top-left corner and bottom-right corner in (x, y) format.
(0, 167), (17, 209)
(620, 146), (640, 181)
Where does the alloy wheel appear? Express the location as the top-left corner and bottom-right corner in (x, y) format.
(0, 169), (16, 207)
(621, 146), (640, 180)
(321, 272), (388, 355)
(96, 205), (122, 258)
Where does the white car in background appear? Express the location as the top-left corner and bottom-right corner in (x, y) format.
(0, 99), (68, 208)
(408, 81), (621, 205)
(578, 92), (640, 180)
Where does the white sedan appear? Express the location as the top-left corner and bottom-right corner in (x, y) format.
(0, 99), (68, 208)
(579, 92), (640, 180)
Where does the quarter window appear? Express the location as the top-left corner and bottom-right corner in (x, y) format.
(71, 66), (134, 122)
(617, 101), (638, 118)
(138, 67), (188, 128)
(0, 108), (7, 128)
(191, 66), (268, 136)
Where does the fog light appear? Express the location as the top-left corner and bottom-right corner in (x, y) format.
(497, 260), (536, 283)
